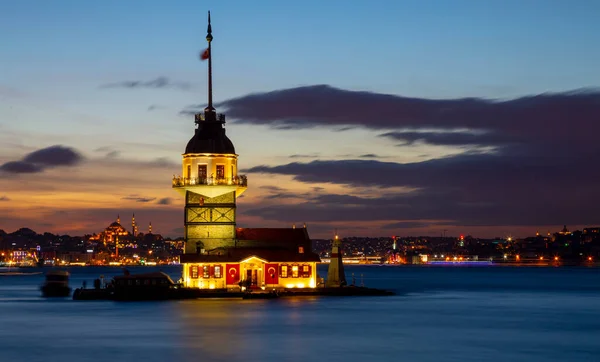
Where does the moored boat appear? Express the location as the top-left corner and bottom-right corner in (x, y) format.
(41, 270), (71, 297)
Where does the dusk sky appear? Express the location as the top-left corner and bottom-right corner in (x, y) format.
(1, 0), (599, 239)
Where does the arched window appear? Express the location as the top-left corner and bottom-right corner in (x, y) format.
(280, 265), (288, 278)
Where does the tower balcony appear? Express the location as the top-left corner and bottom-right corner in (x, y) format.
(172, 175), (248, 198)
(173, 175), (247, 187)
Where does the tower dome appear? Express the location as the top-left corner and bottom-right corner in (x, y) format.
(185, 115), (235, 154)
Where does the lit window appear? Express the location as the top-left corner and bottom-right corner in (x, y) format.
(190, 265), (199, 279)
(280, 265), (288, 278)
(214, 265), (222, 278)
(302, 264), (311, 278)
(203, 265), (210, 278)
(292, 265), (299, 278)
(216, 165), (225, 179)
(298, 246), (304, 254)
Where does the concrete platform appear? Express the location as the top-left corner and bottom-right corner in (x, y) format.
(72, 286), (394, 301)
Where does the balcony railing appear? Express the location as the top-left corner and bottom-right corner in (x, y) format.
(172, 175), (247, 187)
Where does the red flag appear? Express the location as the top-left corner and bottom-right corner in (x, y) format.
(226, 264), (240, 285)
(200, 48), (209, 61)
(265, 263), (279, 285)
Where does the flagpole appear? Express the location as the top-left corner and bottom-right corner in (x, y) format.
(206, 11), (214, 112)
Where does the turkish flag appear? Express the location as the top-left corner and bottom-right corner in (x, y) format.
(200, 48), (209, 61)
(265, 263), (279, 285)
(226, 264), (240, 285)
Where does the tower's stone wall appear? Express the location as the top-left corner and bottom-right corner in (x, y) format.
(184, 190), (236, 253)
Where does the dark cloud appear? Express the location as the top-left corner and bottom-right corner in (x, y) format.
(289, 153), (320, 159)
(244, 151), (600, 227)
(148, 105), (166, 111)
(94, 146), (120, 159)
(23, 145), (82, 166)
(100, 77), (191, 91)
(381, 221), (441, 229)
(0, 196), (9, 201)
(379, 131), (515, 147)
(122, 195), (157, 203)
(0, 161), (44, 174)
(156, 197), (173, 205)
(217, 84), (598, 134)
(359, 154), (381, 158)
(105, 150), (120, 159)
(259, 185), (286, 192)
(229, 85), (600, 228)
(0, 145), (83, 174)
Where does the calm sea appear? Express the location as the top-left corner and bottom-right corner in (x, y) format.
(0, 265), (599, 362)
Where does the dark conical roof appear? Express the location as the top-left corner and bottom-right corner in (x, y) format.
(185, 113), (235, 154)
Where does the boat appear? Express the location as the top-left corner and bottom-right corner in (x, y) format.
(40, 270), (72, 297)
(111, 271), (180, 301)
(73, 270), (186, 301)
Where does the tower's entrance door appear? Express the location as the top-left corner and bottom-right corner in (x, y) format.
(240, 258), (265, 290)
(245, 269), (258, 288)
(198, 165), (207, 182)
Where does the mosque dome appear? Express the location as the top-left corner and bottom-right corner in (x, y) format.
(109, 221), (122, 228)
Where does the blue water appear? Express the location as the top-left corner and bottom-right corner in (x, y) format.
(1, 265), (599, 362)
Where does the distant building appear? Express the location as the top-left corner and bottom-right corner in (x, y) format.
(88, 215), (129, 243)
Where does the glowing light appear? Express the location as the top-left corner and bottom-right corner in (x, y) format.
(540, 256), (544, 260)
(286, 283), (295, 289)
(588, 257), (593, 261)
(296, 283), (305, 288)
(309, 279), (316, 288)
(554, 256), (559, 261)
(516, 255), (520, 260)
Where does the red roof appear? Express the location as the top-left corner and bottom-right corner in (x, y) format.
(180, 247), (321, 264)
(236, 228), (310, 243)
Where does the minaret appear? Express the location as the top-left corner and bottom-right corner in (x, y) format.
(149, 222), (152, 234)
(172, 11), (247, 255)
(326, 233), (347, 287)
(132, 213), (137, 236)
(117, 214), (120, 224)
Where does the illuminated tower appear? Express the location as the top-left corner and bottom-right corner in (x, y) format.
(132, 213), (138, 237)
(173, 11), (247, 255)
(149, 222), (152, 234)
(326, 234), (346, 287)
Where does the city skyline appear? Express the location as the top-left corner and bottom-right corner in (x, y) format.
(1, 0), (600, 238)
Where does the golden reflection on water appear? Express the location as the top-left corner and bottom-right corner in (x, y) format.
(172, 298), (321, 362)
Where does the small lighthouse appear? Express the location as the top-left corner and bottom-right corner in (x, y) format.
(326, 234), (346, 287)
